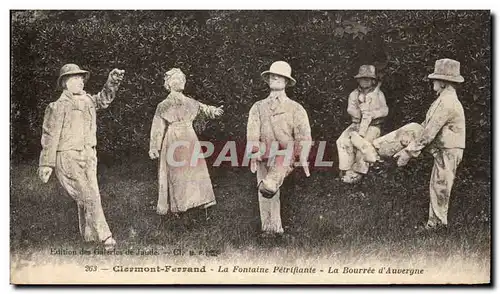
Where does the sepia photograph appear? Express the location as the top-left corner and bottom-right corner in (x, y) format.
(9, 9), (491, 285)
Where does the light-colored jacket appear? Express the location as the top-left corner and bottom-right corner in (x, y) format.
(39, 79), (119, 167)
(247, 92), (312, 160)
(406, 87), (466, 157)
(347, 87), (388, 126)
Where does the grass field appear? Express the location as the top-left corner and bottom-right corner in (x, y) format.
(10, 156), (491, 283)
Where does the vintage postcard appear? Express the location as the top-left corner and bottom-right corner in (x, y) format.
(10, 10), (491, 285)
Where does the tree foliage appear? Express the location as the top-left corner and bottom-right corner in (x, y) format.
(11, 10), (491, 177)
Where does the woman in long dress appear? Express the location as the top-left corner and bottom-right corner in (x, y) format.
(149, 68), (223, 217)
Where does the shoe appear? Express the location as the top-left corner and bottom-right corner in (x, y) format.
(342, 170), (363, 184)
(415, 223), (431, 234)
(201, 201), (216, 209)
(416, 222), (447, 234)
(258, 181), (278, 198)
(103, 236), (116, 250)
(259, 231), (275, 238)
(276, 232), (294, 242)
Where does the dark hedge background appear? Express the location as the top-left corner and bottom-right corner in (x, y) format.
(11, 10), (491, 178)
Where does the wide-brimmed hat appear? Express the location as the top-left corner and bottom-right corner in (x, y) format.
(57, 63), (90, 89)
(427, 58), (464, 83)
(354, 65), (377, 79)
(261, 61), (296, 87)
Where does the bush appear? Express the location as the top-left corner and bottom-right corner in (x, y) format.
(10, 10), (491, 177)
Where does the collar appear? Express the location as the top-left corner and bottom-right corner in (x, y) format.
(267, 91), (288, 102)
(357, 86), (375, 95)
(59, 90), (88, 104)
(439, 86), (456, 97)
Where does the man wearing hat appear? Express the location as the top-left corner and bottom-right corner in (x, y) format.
(336, 65), (388, 184)
(351, 58), (466, 231)
(37, 63), (125, 249)
(246, 61), (312, 237)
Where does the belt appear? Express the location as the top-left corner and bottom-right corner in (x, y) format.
(57, 145), (95, 152)
(169, 121), (192, 128)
